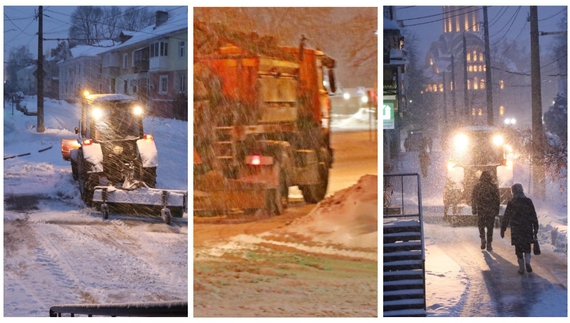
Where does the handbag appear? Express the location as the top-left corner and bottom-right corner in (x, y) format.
(533, 238), (541, 255)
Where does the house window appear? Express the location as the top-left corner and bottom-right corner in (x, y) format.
(179, 41), (185, 58)
(474, 77), (478, 90)
(480, 79), (485, 89)
(178, 74), (186, 93)
(479, 53), (484, 61)
(500, 106), (504, 115)
(123, 53), (128, 69)
(124, 80), (128, 93)
(499, 80), (504, 89)
(150, 41), (169, 58)
(450, 81), (454, 91)
(159, 75), (168, 94)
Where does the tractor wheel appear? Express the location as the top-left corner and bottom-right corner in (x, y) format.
(71, 159), (79, 180)
(300, 148), (330, 204)
(77, 150), (97, 206)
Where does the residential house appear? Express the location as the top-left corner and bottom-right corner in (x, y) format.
(98, 10), (188, 120)
(15, 56), (60, 99)
(57, 42), (112, 102)
(16, 65), (37, 95)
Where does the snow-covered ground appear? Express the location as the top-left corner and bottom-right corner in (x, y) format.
(390, 136), (568, 317)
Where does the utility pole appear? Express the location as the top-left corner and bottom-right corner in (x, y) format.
(36, 5), (45, 132)
(451, 54), (457, 123)
(483, 6), (494, 126)
(530, 6), (545, 199)
(463, 32), (469, 122)
(442, 71), (448, 127)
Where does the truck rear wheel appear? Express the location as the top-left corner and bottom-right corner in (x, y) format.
(300, 153), (329, 204)
(266, 170), (287, 215)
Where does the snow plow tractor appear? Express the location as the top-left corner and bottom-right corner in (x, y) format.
(194, 22), (336, 216)
(61, 93), (187, 224)
(443, 126), (515, 227)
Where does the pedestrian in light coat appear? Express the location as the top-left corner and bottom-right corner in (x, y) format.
(471, 170), (500, 251)
(500, 183), (539, 274)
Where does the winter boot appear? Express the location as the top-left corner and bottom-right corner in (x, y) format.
(487, 241), (493, 251)
(517, 258), (525, 274)
(525, 252), (532, 273)
(480, 239), (486, 250)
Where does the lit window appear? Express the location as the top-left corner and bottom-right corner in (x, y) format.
(467, 53), (471, 62)
(473, 51), (477, 61)
(472, 108), (476, 116)
(435, 66), (439, 73)
(483, 65), (486, 71)
(500, 80), (504, 89)
(467, 79), (471, 90)
(474, 77), (478, 90)
(478, 109), (483, 116)
(469, 65), (473, 72)
(500, 106), (504, 115)
(450, 81), (454, 91)
(480, 79), (485, 89)
(430, 58), (433, 65)
(479, 53), (484, 61)
(439, 84), (444, 92)
(478, 65), (482, 72)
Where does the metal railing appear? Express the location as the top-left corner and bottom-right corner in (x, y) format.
(49, 300), (187, 317)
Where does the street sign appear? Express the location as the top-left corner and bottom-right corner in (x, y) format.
(383, 101), (395, 129)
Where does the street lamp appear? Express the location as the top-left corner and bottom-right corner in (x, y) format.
(343, 92), (350, 100)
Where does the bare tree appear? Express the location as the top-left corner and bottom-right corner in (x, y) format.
(120, 7), (154, 32)
(101, 6), (123, 40)
(6, 45), (34, 90)
(68, 6), (104, 46)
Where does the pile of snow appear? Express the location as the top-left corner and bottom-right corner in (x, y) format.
(283, 174), (378, 249)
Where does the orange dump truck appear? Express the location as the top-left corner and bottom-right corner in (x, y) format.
(194, 22), (336, 215)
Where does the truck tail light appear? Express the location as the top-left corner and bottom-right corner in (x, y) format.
(143, 134), (154, 141)
(251, 155), (261, 165)
(82, 139), (93, 145)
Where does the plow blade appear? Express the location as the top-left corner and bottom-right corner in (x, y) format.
(194, 171), (270, 214)
(92, 186), (187, 222)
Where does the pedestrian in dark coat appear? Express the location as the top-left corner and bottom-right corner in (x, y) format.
(500, 183), (539, 274)
(471, 170), (500, 251)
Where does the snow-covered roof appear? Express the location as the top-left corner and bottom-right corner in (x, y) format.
(68, 40), (116, 58)
(99, 10), (187, 53)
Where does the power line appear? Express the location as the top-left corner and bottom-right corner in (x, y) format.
(538, 8), (566, 21)
(401, 7), (482, 28)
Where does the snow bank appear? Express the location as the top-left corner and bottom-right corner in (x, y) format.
(282, 174), (378, 249)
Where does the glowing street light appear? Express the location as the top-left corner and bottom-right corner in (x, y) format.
(343, 92), (350, 100)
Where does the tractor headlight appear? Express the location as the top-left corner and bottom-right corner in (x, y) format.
(133, 105), (143, 115)
(492, 134), (504, 146)
(493, 135), (505, 146)
(91, 107), (103, 119)
(454, 133), (468, 153)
